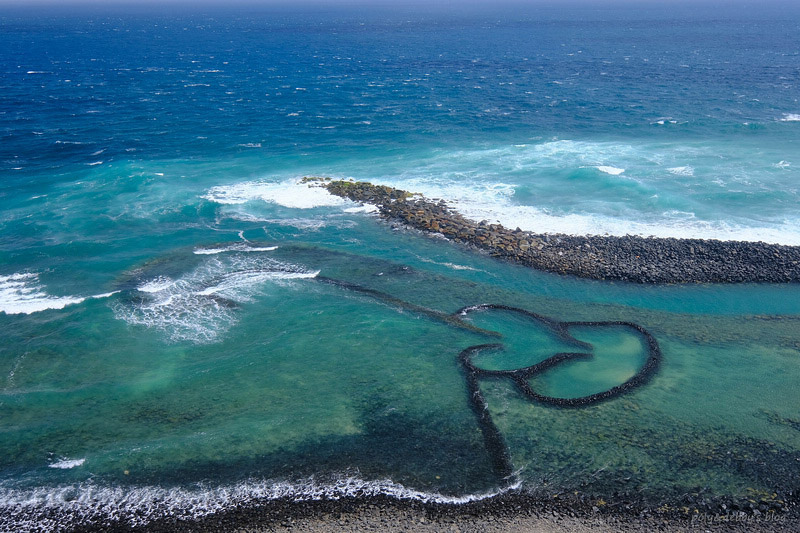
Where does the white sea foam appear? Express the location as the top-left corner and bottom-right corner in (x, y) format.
(196, 270), (318, 296)
(0, 476), (518, 532)
(667, 166), (695, 176)
(91, 291), (120, 299)
(344, 204), (379, 214)
(0, 273), (85, 315)
(352, 139), (800, 245)
(263, 217), (350, 230)
(194, 244), (278, 255)
(595, 166), (625, 175)
(48, 458), (86, 469)
(449, 200), (800, 245)
(779, 113), (800, 122)
(203, 178), (348, 209)
(652, 117), (678, 125)
(136, 276), (175, 293)
(0, 273), (119, 315)
(116, 256), (317, 343)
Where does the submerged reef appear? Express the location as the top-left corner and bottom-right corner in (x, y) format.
(311, 178), (800, 284)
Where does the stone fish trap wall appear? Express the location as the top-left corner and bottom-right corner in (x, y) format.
(316, 276), (662, 483)
(311, 178), (800, 284)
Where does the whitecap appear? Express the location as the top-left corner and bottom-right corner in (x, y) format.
(596, 166), (625, 175)
(202, 178), (348, 209)
(87, 161), (103, 166)
(773, 161), (791, 169)
(48, 458), (86, 469)
(91, 291), (120, 299)
(193, 244), (278, 255)
(136, 276), (174, 293)
(667, 166), (695, 176)
(651, 117), (678, 125)
(779, 113), (800, 122)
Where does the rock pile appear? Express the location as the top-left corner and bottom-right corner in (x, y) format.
(310, 178), (800, 284)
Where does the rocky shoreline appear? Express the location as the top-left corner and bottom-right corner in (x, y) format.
(310, 178), (800, 284)
(106, 491), (797, 533)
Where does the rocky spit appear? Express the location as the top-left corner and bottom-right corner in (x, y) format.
(311, 178), (800, 284)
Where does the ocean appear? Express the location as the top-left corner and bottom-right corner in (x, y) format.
(1, 1), (799, 530)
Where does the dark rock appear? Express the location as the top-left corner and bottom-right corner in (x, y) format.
(314, 178), (800, 284)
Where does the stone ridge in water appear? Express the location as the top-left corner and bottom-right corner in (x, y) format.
(311, 178), (800, 284)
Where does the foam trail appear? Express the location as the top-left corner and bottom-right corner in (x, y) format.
(194, 244), (279, 255)
(0, 476), (519, 532)
(196, 270), (318, 296)
(416, 256), (482, 272)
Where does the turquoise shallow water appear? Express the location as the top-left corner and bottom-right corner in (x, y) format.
(1, 2), (800, 529)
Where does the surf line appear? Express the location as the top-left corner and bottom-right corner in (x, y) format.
(316, 277), (662, 482)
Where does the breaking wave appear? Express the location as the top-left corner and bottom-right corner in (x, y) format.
(0, 476), (518, 532)
(202, 178), (348, 209)
(0, 273), (116, 315)
(113, 255), (318, 343)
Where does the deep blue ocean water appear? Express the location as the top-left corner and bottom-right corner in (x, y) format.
(1, 2), (800, 530)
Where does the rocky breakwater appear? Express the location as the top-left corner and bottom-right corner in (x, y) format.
(309, 178), (800, 284)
